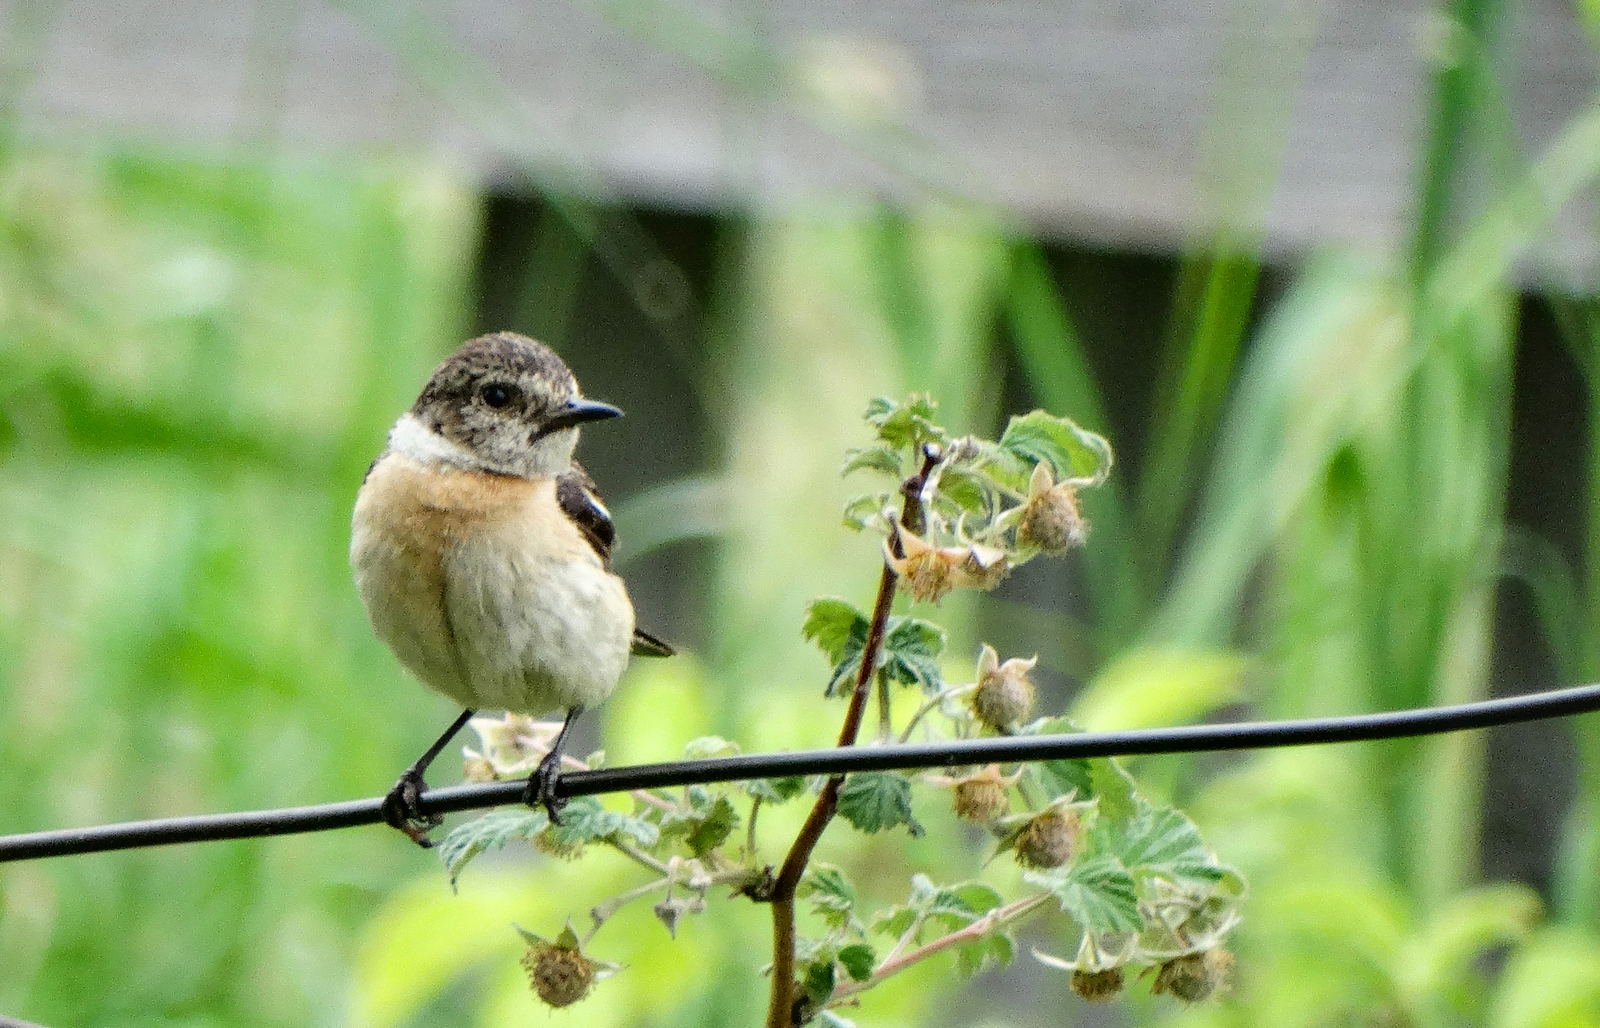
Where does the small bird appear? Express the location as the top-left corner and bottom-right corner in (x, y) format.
(351, 331), (672, 846)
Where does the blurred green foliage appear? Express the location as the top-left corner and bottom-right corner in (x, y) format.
(5, 2), (1600, 1025)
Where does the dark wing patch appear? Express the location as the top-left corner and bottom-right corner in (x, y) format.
(557, 462), (616, 567)
(631, 628), (676, 658)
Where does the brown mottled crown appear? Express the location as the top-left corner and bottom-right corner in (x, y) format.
(407, 332), (591, 476)
(412, 332), (578, 426)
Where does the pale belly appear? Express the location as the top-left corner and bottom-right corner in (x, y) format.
(351, 456), (635, 716)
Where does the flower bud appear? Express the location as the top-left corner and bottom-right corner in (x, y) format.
(522, 939), (597, 1008)
(1152, 949), (1232, 1003)
(1018, 463), (1088, 554)
(971, 645), (1038, 731)
(950, 764), (1012, 823)
(1014, 808), (1080, 869)
(1072, 966), (1125, 1002)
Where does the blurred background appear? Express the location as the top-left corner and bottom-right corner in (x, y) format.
(3, 0), (1600, 1025)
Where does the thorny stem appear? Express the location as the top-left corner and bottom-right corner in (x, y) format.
(827, 892), (1053, 1005)
(766, 446), (941, 1028)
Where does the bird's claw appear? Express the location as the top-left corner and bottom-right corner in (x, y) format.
(522, 750), (568, 825)
(382, 769), (442, 848)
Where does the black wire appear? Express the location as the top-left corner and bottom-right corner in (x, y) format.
(4, 680), (1600, 863)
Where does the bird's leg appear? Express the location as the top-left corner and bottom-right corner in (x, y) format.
(382, 707), (475, 848)
(523, 705), (582, 824)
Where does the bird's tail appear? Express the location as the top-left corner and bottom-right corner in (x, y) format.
(631, 628), (676, 657)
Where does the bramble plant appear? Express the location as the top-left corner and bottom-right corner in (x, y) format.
(440, 395), (1244, 1026)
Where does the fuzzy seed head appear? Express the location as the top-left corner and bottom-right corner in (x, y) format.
(1018, 463), (1088, 554)
(1152, 949), (1232, 1003)
(523, 941), (596, 1008)
(1015, 808), (1080, 869)
(1072, 965), (1125, 1002)
(901, 548), (957, 603)
(951, 765), (1011, 823)
(972, 649), (1038, 731)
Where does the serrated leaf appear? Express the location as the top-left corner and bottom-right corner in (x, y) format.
(842, 445), (905, 478)
(1113, 804), (1227, 886)
(880, 617), (946, 693)
(869, 905), (918, 939)
(837, 772), (924, 836)
(1026, 855), (1144, 934)
(804, 599), (872, 694)
(865, 393), (946, 450)
(801, 865), (859, 929)
(682, 735), (741, 760)
(936, 467), (992, 515)
(438, 809), (548, 888)
(803, 599), (870, 665)
(1021, 716), (1093, 798)
(956, 931), (1016, 978)
(803, 959), (837, 1006)
(1089, 758), (1139, 825)
(745, 775), (809, 804)
(842, 492), (892, 531)
(545, 796), (660, 850)
(837, 943), (876, 982)
(998, 410), (1113, 486)
(683, 795), (740, 856)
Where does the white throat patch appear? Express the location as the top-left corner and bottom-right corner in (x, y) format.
(387, 412), (485, 471)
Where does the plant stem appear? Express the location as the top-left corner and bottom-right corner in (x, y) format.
(764, 448), (939, 1028)
(828, 893), (1052, 1004)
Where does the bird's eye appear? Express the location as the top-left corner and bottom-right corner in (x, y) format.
(481, 383), (514, 409)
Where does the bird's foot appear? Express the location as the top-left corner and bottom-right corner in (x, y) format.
(382, 768), (442, 848)
(522, 749), (568, 825)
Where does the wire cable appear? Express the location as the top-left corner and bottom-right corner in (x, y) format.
(4, 680), (1600, 863)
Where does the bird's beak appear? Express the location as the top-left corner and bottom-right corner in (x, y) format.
(534, 398), (624, 440)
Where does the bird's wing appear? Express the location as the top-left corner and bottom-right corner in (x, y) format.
(557, 461), (675, 658)
(556, 462), (617, 567)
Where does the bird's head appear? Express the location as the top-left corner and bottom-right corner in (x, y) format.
(404, 332), (622, 477)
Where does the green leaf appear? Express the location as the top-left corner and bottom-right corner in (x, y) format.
(683, 795), (740, 856)
(819, 1012), (859, 1028)
(745, 775), (809, 804)
(1026, 855), (1144, 934)
(682, 735), (740, 760)
(842, 492), (892, 531)
(879, 616), (946, 693)
(955, 930), (1016, 978)
(1020, 716), (1092, 798)
(437, 810), (548, 888)
(998, 409), (1113, 485)
(801, 865), (859, 929)
(1112, 804), (1226, 886)
(936, 468), (992, 515)
(803, 598), (871, 694)
(864, 393), (946, 450)
(544, 796), (660, 850)
(1089, 759), (1140, 826)
(803, 959), (836, 1006)
(837, 772), (925, 837)
(842, 445), (905, 478)
(869, 905), (918, 939)
(803, 598), (870, 665)
(837, 943), (876, 982)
